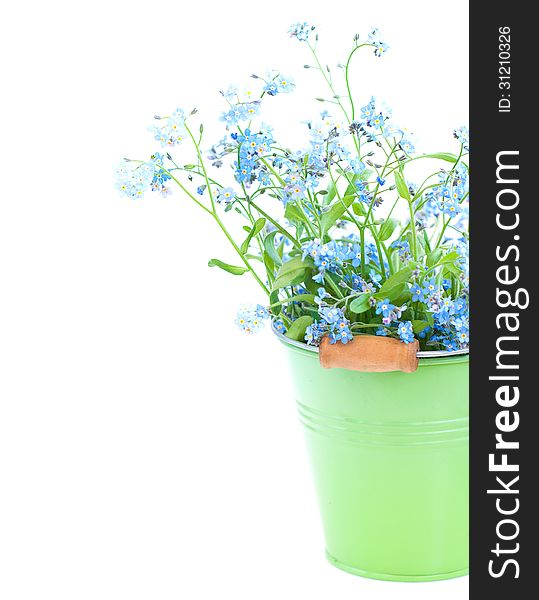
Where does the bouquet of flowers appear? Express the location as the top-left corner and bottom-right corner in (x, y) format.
(116, 22), (469, 352)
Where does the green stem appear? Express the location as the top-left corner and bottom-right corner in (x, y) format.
(344, 44), (371, 121)
(185, 124), (270, 297)
(247, 200), (301, 248)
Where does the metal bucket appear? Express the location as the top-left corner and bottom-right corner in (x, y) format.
(276, 330), (469, 582)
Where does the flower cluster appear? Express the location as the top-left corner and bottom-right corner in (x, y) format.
(232, 127), (275, 185)
(149, 109), (187, 147)
(235, 304), (270, 334)
(117, 23), (469, 353)
(289, 22), (315, 42)
(302, 239), (364, 283)
(306, 306), (352, 345)
(115, 161), (155, 199)
(423, 163), (468, 218)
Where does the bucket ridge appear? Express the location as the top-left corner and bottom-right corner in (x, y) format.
(297, 400), (468, 446)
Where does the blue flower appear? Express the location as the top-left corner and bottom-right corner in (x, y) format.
(256, 305), (270, 319)
(234, 158), (255, 184)
(400, 138), (416, 154)
(397, 321), (415, 344)
(453, 298), (467, 314)
(263, 82), (279, 96)
(439, 197), (462, 217)
(273, 319), (287, 334)
(376, 176), (386, 186)
(313, 271), (325, 284)
(391, 239), (411, 261)
(285, 181), (306, 201)
(362, 280), (377, 294)
(350, 159), (366, 174)
(235, 304), (269, 334)
(418, 325), (431, 339)
(356, 181), (372, 204)
(319, 306), (342, 324)
(349, 274), (362, 291)
(315, 306), (353, 345)
(147, 153), (172, 195)
(115, 161), (155, 199)
(350, 244), (362, 267)
(456, 327), (469, 345)
(360, 97), (376, 123)
(257, 170), (272, 185)
(371, 112), (385, 129)
(289, 22), (315, 42)
(411, 284), (425, 302)
(149, 109), (187, 147)
(302, 239), (356, 280)
(422, 278), (438, 297)
(217, 187), (236, 204)
(315, 287), (329, 305)
(373, 41), (389, 57)
(331, 322), (353, 344)
(369, 270), (382, 286)
(305, 320), (326, 345)
(453, 126), (469, 151)
(375, 299), (395, 318)
(220, 105), (248, 126)
(276, 75), (295, 94)
(368, 28), (389, 57)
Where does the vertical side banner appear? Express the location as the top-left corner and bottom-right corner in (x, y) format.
(470, 3), (535, 597)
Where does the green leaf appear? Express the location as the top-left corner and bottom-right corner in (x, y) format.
(427, 248), (443, 267)
(272, 257), (312, 291)
(319, 170), (372, 233)
(263, 253), (275, 275)
(208, 259), (248, 275)
(393, 286), (411, 305)
(412, 320), (430, 334)
(427, 250), (461, 270)
(284, 202), (305, 225)
(321, 194), (356, 233)
(422, 229), (432, 254)
(244, 254), (264, 263)
(437, 251), (460, 266)
(303, 272), (322, 295)
(352, 202), (366, 216)
(323, 181), (337, 205)
(343, 173), (361, 196)
(421, 152), (459, 163)
(349, 293), (372, 314)
(394, 171), (411, 201)
(263, 230), (282, 267)
(270, 290), (281, 316)
(273, 293), (317, 307)
(443, 263), (462, 277)
(375, 264), (415, 300)
(240, 218), (266, 254)
(378, 217), (399, 242)
(285, 315), (314, 342)
(389, 248), (401, 273)
(290, 293), (316, 304)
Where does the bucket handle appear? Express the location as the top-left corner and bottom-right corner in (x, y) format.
(319, 335), (419, 373)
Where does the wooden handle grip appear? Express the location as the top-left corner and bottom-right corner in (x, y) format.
(319, 335), (419, 373)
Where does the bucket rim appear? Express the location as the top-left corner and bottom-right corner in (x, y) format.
(272, 324), (469, 359)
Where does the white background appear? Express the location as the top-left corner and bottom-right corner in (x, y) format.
(0, 1), (469, 598)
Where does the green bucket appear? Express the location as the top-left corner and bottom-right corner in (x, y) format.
(276, 331), (469, 582)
